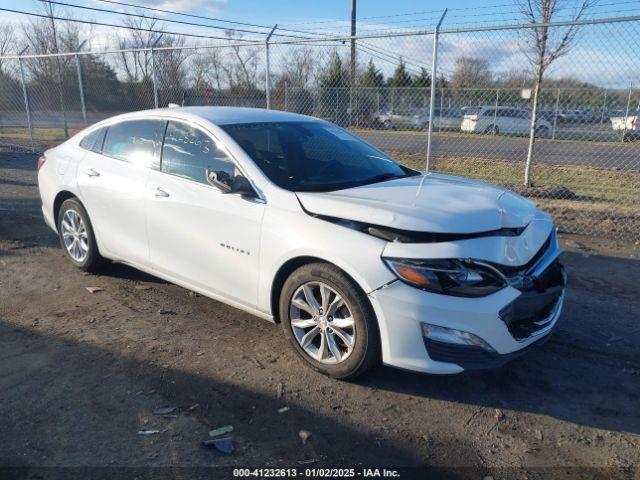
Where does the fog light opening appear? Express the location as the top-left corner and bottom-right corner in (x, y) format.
(421, 323), (496, 352)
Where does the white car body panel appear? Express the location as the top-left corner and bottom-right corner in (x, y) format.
(145, 169), (266, 308)
(297, 173), (538, 234)
(77, 150), (150, 264)
(383, 214), (553, 266)
(37, 106), (565, 375)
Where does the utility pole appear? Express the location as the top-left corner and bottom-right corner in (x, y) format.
(350, 0), (356, 126)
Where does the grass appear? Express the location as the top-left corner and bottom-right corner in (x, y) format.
(0, 127), (81, 147)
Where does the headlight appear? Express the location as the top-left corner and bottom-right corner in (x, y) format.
(383, 257), (506, 297)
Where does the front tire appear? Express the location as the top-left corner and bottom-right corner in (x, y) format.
(279, 263), (380, 379)
(57, 198), (105, 272)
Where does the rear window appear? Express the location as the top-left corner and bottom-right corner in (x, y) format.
(102, 119), (165, 168)
(79, 127), (106, 153)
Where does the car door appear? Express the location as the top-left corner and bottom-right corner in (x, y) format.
(77, 119), (164, 264)
(145, 120), (265, 307)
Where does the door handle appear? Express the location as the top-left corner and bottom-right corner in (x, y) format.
(154, 187), (170, 198)
(85, 168), (100, 178)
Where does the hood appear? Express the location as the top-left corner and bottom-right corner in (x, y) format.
(296, 173), (538, 234)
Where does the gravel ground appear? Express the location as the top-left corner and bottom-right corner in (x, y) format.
(1, 153), (639, 479)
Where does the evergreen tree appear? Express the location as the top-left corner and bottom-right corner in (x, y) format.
(387, 59), (412, 88)
(359, 59), (384, 88)
(318, 51), (349, 125)
(412, 68), (431, 89)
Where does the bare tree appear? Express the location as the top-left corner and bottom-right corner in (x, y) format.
(115, 16), (165, 83)
(191, 48), (224, 91)
(0, 23), (15, 74)
(21, 7), (82, 80)
(222, 30), (259, 90)
(279, 47), (317, 88)
(450, 56), (493, 90)
(519, 0), (594, 186)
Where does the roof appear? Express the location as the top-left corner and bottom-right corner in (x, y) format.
(156, 106), (317, 125)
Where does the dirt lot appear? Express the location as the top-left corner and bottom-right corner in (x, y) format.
(1, 153), (639, 479)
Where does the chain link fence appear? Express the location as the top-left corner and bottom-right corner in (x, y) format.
(0, 15), (639, 239)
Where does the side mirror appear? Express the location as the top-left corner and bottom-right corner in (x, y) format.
(230, 175), (256, 196)
(206, 169), (232, 193)
(206, 169), (255, 197)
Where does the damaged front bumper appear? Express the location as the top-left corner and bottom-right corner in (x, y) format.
(368, 219), (566, 374)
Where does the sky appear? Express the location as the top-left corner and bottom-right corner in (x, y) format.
(0, 0), (639, 88)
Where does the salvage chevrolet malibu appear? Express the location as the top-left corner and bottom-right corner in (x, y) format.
(37, 107), (566, 379)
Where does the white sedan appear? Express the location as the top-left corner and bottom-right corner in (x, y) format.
(37, 107), (566, 379)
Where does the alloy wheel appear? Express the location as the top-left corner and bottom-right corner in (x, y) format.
(61, 209), (89, 262)
(289, 281), (356, 364)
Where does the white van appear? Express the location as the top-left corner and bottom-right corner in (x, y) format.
(461, 106), (551, 137)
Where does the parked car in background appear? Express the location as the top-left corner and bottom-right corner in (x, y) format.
(556, 109), (587, 123)
(461, 106), (552, 137)
(415, 107), (464, 131)
(373, 107), (421, 130)
(611, 110), (640, 141)
(37, 107), (565, 379)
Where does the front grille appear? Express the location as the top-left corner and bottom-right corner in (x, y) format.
(499, 259), (565, 340)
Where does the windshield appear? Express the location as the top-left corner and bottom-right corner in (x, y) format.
(221, 121), (419, 192)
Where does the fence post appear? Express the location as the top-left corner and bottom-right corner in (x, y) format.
(284, 81), (288, 110)
(75, 55), (87, 124)
(551, 88), (560, 140)
(264, 25), (278, 110)
(438, 86), (444, 132)
(492, 88), (500, 135)
(150, 37), (162, 109)
(74, 49), (88, 125)
(151, 48), (159, 108)
(17, 49), (35, 151)
(599, 89), (607, 125)
(425, 8), (447, 173)
(621, 83), (632, 142)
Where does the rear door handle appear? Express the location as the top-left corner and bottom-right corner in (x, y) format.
(85, 168), (100, 178)
(154, 187), (170, 198)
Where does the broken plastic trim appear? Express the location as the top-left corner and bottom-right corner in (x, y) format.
(312, 213), (527, 243)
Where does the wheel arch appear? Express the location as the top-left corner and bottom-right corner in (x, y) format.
(269, 255), (375, 325)
(53, 190), (80, 229)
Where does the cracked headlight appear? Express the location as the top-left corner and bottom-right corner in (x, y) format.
(383, 258), (506, 297)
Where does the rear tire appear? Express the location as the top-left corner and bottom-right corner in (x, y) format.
(484, 124), (499, 135)
(57, 198), (105, 272)
(536, 125), (550, 138)
(279, 263), (380, 380)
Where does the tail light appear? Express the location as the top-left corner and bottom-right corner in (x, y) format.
(37, 155), (47, 171)
(632, 118), (639, 128)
